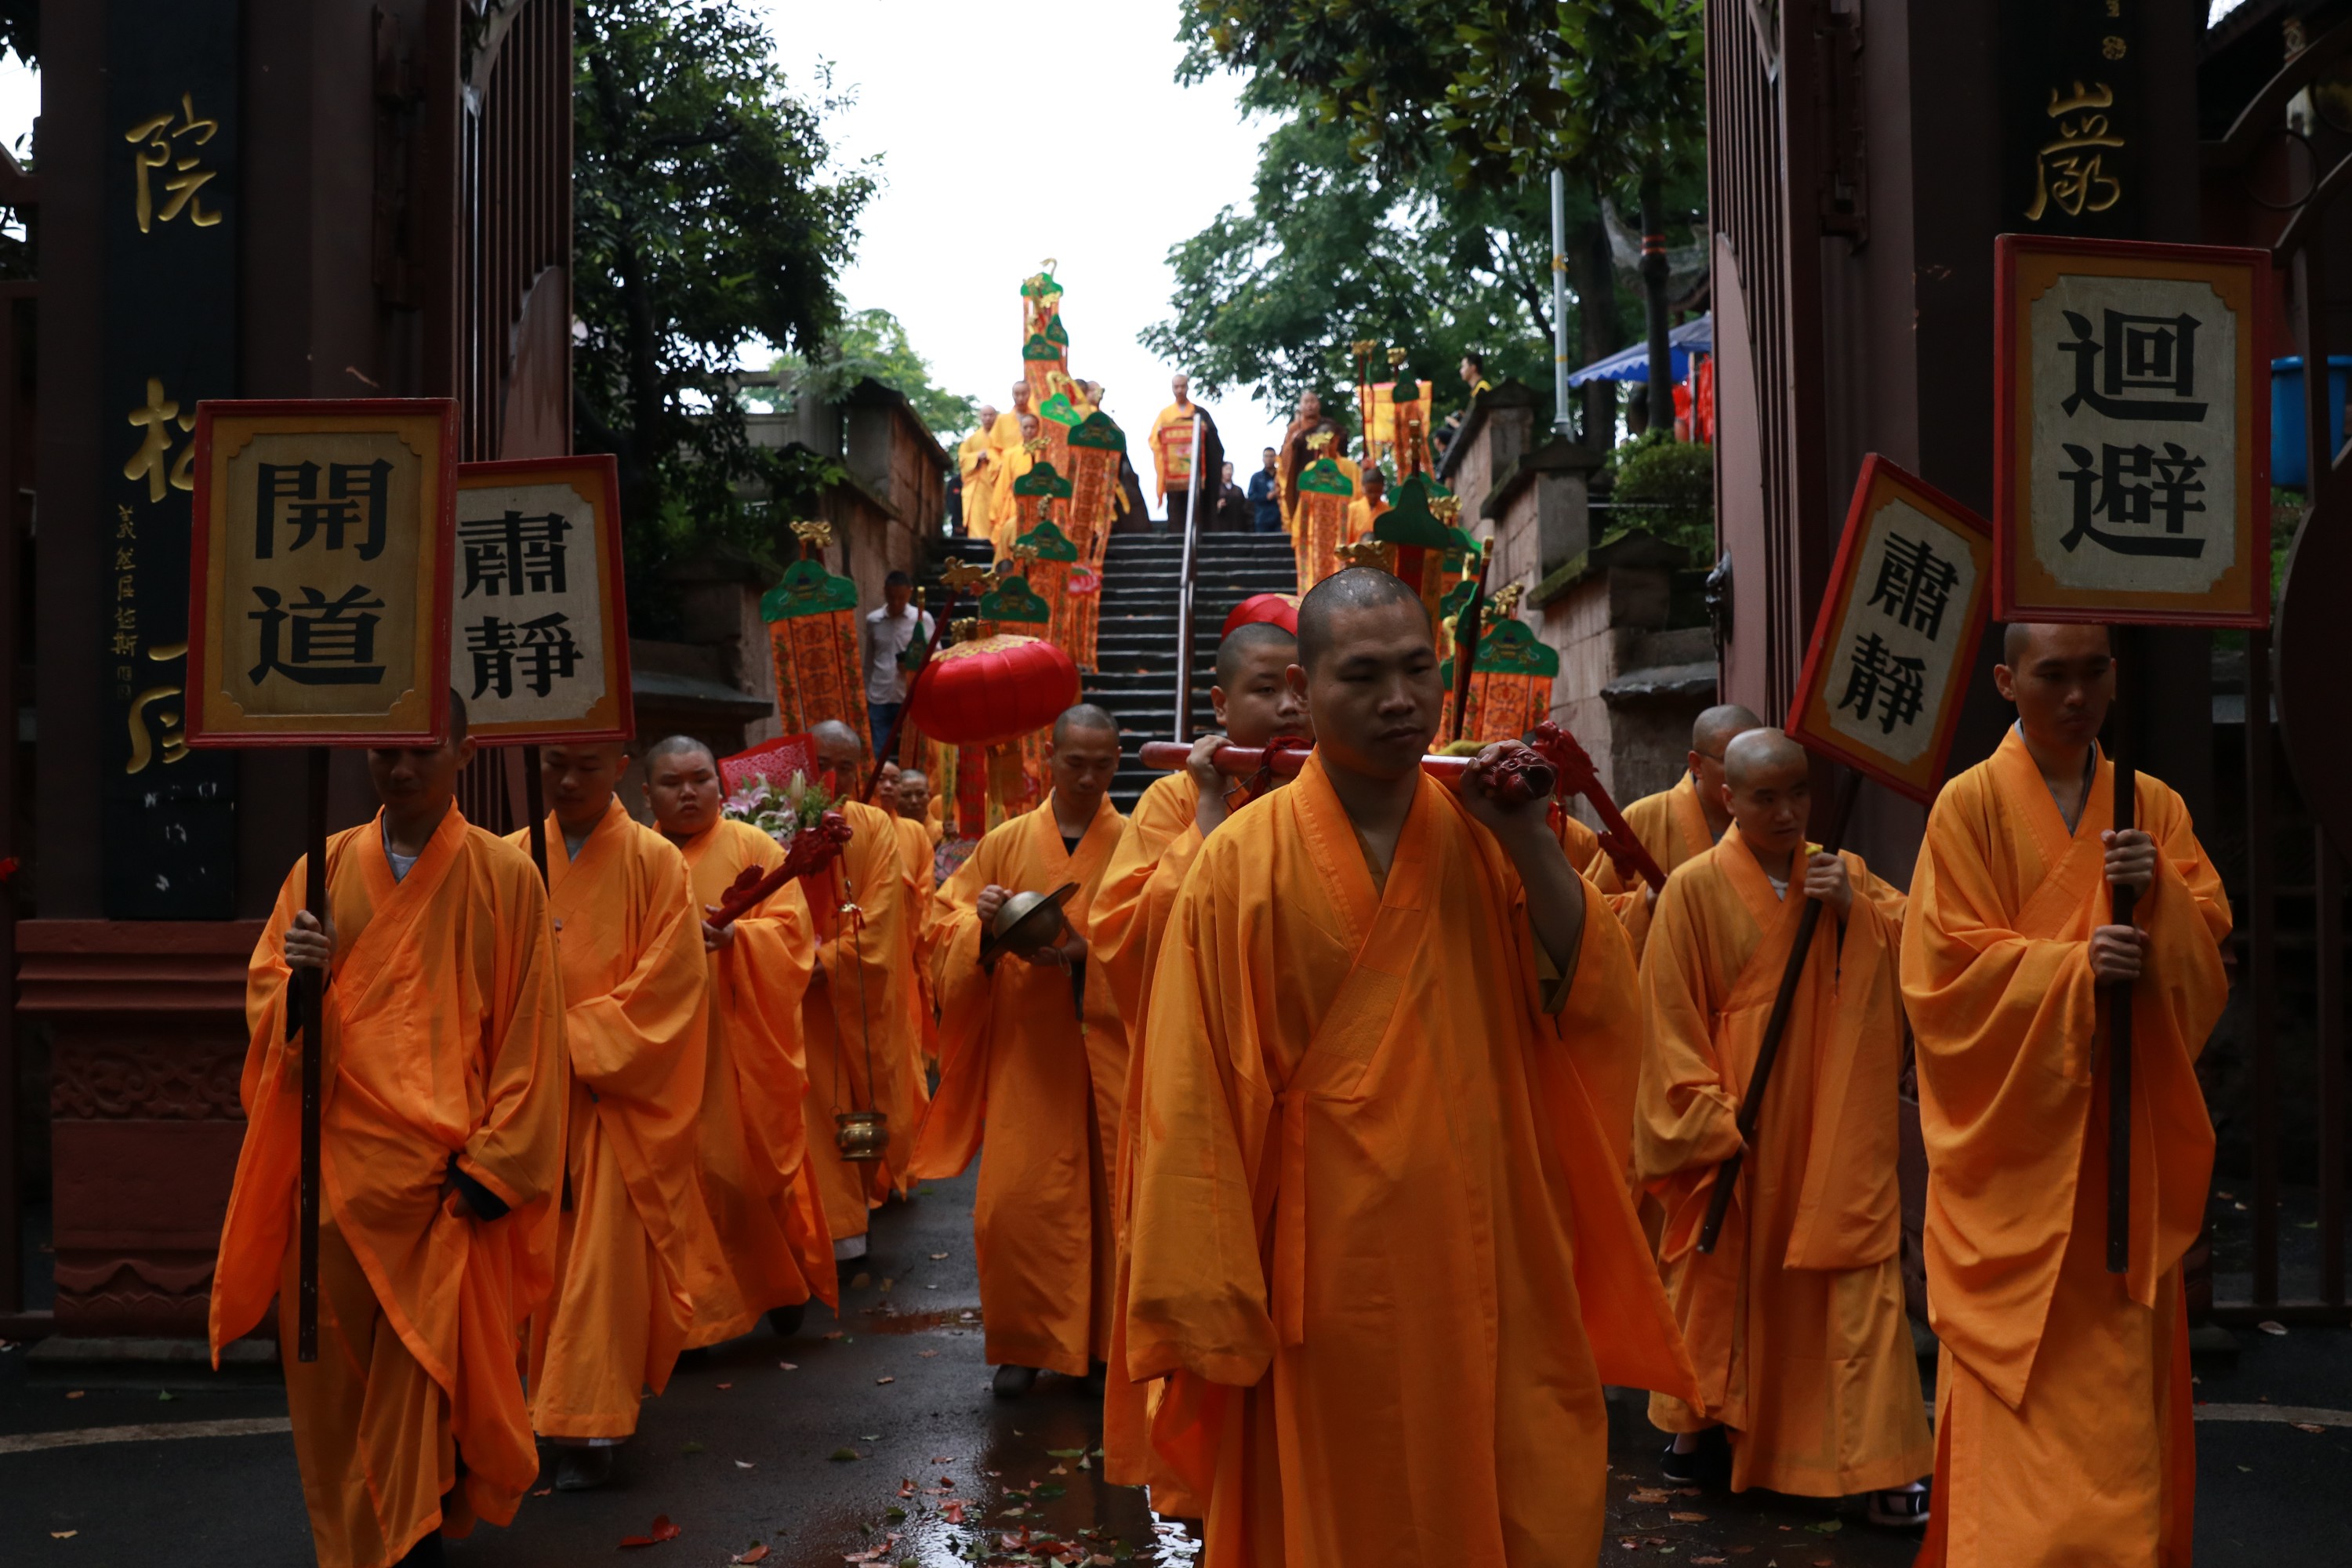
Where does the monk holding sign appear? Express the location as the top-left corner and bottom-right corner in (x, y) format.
(913, 705), (1127, 1399)
(1123, 569), (1697, 1563)
(804, 720), (928, 1256)
(1904, 624), (2229, 1566)
(210, 699), (564, 1568)
(1635, 728), (1931, 1523)
(644, 737), (834, 1343)
(1589, 703), (1762, 956)
(1092, 621), (1312, 1503)
(518, 743), (718, 1491)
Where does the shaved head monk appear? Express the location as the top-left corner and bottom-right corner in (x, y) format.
(517, 742), (717, 1491)
(1591, 703), (1765, 955)
(1093, 619), (1313, 1507)
(1123, 568), (1697, 1563)
(960, 407), (1000, 543)
(644, 735), (833, 1348)
(1904, 624), (2230, 1566)
(211, 695), (564, 1567)
(878, 760), (943, 1074)
(800, 720), (927, 1253)
(1635, 728), (1931, 1523)
(913, 703), (1128, 1399)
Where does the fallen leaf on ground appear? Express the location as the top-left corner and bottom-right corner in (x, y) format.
(65, 1391), (83, 1399)
(779, 1362), (798, 1371)
(735, 1461), (755, 1470)
(875, 1376), (895, 1385)
(682, 1441), (706, 1454)
(942, 1500), (967, 1524)
(157, 1389), (176, 1402)
(849, 1272), (872, 1289)
(829, 1448), (860, 1462)
(1692, 1559), (1726, 1566)
(917, 1349), (938, 1358)
(51, 1530), (78, 1539)
(2293, 1421), (2327, 1433)
(716, 1382), (732, 1390)
(1670, 1512), (1708, 1523)
(825, 1331), (845, 1341)
(930, 1252), (949, 1260)
(619, 1514), (684, 1547)
(1630, 1490), (1673, 1504)
(1803, 1519), (1841, 1534)
(532, 1488), (553, 1497)
(731, 1547), (770, 1564)
(2258, 1320), (2288, 1335)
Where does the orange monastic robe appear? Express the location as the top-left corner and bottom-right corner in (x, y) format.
(211, 809), (564, 1568)
(891, 811), (941, 1069)
(517, 801), (717, 1439)
(802, 799), (929, 1241)
(913, 789), (1128, 1376)
(1125, 757), (1699, 1566)
(676, 817), (834, 1341)
(1904, 731), (2228, 1567)
(1636, 827), (1930, 1497)
(1589, 771), (1719, 956)
(958, 430), (998, 543)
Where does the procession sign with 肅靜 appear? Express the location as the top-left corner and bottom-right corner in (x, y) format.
(183, 398), (456, 746)
(1788, 456), (1994, 803)
(449, 453), (633, 742)
(1994, 234), (2270, 628)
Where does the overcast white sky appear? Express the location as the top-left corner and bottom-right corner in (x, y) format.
(756, 1), (1282, 485)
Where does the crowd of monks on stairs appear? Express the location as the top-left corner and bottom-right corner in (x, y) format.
(208, 567), (2227, 1568)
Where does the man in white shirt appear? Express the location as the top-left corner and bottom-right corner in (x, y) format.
(862, 569), (935, 757)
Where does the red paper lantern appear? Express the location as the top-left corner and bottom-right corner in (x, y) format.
(906, 633), (1080, 748)
(1221, 592), (1298, 639)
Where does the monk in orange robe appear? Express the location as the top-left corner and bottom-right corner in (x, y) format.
(643, 736), (834, 1343)
(1092, 622), (1312, 1509)
(912, 704), (1127, 1399)
(1904, 624), (2229, 1567)
(1124, 570), (1698, 1563)
(881, 763), (940, 1071)
(515, 743), (717, 1491)
(1636, 728), (1931, 1522)
(1589, 703), (1762, 956)
(804, 720), (929, 1258)
(210, 700), (564, 1568)
(959, 403), (1000, 542)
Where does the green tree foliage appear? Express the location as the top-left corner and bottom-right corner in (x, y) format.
(754, 307), (980, 446)
(572, 0), (874, 634)
(1181, 0), (1704, 441)
(1609, 430), (1714, 557)
(1144, 113), (1630, 423)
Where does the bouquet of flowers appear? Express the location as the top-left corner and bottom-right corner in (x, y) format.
(711, 770), (854, 928)
(721, 768), (837, 848)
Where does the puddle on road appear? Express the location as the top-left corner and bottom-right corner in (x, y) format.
(856, 1307), (983, 1336)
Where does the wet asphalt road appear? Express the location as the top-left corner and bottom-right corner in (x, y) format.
(2, 1165), (2347, 1565)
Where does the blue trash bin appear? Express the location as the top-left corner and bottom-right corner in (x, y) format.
(2270, 354), (2351, 488)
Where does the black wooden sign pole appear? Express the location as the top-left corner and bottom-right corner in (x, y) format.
(521, 743), (548, 880)
(296, 744), (329, 1362)
(2107, 627), (2140, 1276)
(1697, 766), (1864, 1256)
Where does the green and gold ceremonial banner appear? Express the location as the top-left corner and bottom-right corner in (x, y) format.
(1294, 454), (1357, 590)
(760, 532), (862, 736)
(1036, 388), (1080, 485)
(1370, 473), (1465, 630)
(1022, 330), (1067, 412)
(1439, 614), (1560, 746)
(185, 398), (459, 748)
(1012, 519), (1084, 667)
(1064, 412), (1126, 659)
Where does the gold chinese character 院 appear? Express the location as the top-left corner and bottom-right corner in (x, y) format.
(124, 92), (223, 233)
(123, 376), (196, 503)
(2026, 81), (2125, 222)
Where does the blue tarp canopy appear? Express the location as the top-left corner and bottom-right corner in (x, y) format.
(1566, 314), (1713, 387)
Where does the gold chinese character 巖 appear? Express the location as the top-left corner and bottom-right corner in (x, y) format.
(2026, 81), (2125, 222)
(124, 92), (223, 233)
(123, 376), (196, 503)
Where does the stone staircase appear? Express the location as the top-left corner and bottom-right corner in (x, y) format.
(918, 532), (1299, 811)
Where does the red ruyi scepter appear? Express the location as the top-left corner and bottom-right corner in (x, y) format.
(1139, 720), (1667, 891)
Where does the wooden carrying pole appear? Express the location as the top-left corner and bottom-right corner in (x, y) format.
(1173, 417), (1206, 744)
(296, 746), (329, 1361)
(2107, 629), (2139, 1275)
(1696, 767), (1863, 1255)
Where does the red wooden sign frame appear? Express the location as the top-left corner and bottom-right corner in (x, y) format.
(185, 397), (457, 748)
(451, 452), (635, 744)
(1787, 454), (1994, 804)
(1992, 232), (2272, 630)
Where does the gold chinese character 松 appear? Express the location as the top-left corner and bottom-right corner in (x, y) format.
(2025, 81), (2124, 221)
(124, 376), (196, 503)
(124, 92), (223, 233)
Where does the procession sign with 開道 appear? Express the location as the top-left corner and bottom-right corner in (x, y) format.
(1994, 234), (2270, 628)
(1788, 456), (1994, 803)
(183, 399), (457, 746)
(449, 454), (633, 742)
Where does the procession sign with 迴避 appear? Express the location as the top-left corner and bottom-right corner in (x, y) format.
(449, 453), (632, 742)
(1788, 455), (1994, 803)
(184, 398), (456, 745)
(1994, 234), (2271, 627)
